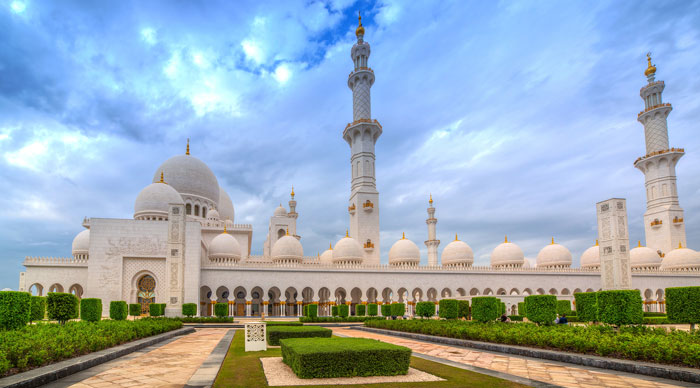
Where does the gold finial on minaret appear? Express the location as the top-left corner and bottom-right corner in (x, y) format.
(504, 235), (508, 243)
(551, 237), (555, 245)
(186, 138), (190, 155)
(356, 11), (365, 37)
(429, 193), (433, 205)
(595, 239), (599, 246)
(291, 185), (295, 198)
(402, 232), (405, 240)
(286, 227), (289, 236)
(679, 241), (683, 249)
(345, 229), (349, 238)
(329, 242), (333, 250)
(455, 233), (459, 241)
(644, 52), (657, 77)
(638, 240), (642, 247)
(223, 224), (227, 234)
(159, 171), (165, 183)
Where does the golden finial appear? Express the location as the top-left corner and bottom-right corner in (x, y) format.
(455, 233), (459, 241)
(402, 232), (405, 240)
(356, 11), (365, 37)
(679, 241), (683, 249)
(551, 237), (555, 245)
(429, 194), (433, 205)
(638, 240), (642, 248)
(595, 239), (599, 246)
(186, 138), (190, 155)
(223, 224), (227, 234)
(504, 235), (508, 243)
(286, 227), (289, 236)
(645, 52), (657, 77)
(345, 229), (349, 238)
(159, 171), (164, 183)
(291, 185), (295, 198)
(329, 242), (333, 250)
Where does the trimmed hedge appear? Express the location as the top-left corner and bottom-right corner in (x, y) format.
(338, 304), (349, 318)
(574, 292), (598, 322)
(517, 302), (526, 316)
(666, 286), (700, 329)
(266, 321), (302, 326)
(356, 304), (366, 316)
(643, 312), (667, 317)
(597, 290), (643, 326)
(438, 299), (459, 319)
(182, 303), (197, 317)
(331, 305), (338, 317)
(471, 297), (500, 322)
(267, 326), (332, 346)
(644, 316), (670, 325)
(556, 300), (572, 315)
(508, 315), (523, 321)
(129, 303), (141, 317)
(299, 316), (384, 323)
(391, 303), (405, 317)
(499, 302), (506, 315)
(80, 298), (102, 322)
(524, 295), (557, 325)
(47, 293), (78, 324)
(458, 300), (470, 319)
(281, 337), (411, 378)
(367, 303), (378, 316)
(0, 291), (31, 330)
(29, 296), (45, 323)
(381, 303), (392, 317)
(415, 301), (435, 318)
(149, 303), (166, 317)
(176, 317), (234, 323)
(307, 304), (318, 318)
(302, 304), (308, 317)
(214, 303), (228, 317)
(109, 301), (127, 321)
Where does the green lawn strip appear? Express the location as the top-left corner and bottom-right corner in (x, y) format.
(267, 326), (332, 346)
(213, 330), (528, 388)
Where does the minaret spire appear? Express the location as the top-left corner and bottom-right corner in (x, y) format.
(425, 194), (440, 266)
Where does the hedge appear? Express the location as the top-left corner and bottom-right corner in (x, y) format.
(47, 293), (78, 324)
(471, 297), (500, 322)
(331, 306), (338, 317)
(499, 302), (506, 315)
(0, 318), (183, 376)
(508, 315), (523, 321)
(80, 298), (102, 322)
(149, 303), (166, 317)
(176, 317), (234, 323)
(438, 299), (459, 319)
(281, 337), (411, 378)
(574, 292), (598, 322)
(266, 321), (303, 326)
(29, 296), (45, 323)
(338, 304), (349, 318)
(214, 303), (228, 317)
(524, 295), (557, 325)
(644, 316), (670, 325)
(109, 301), (127, 321)
(267, 326), (332, 345)
(0, 291), (31, 330)
(307, 304), (318, 318)
(415, 301), (435, 318)
(299, 316), (384, 323)
(364, 319), (700, 368)
(391, 303), (405, 317)
(666, 286), (700, 329)
(129, 303), (142, 317)
(517, 302), (526, 316)
(182, 303), (197, 317)
(458, 300), (470, 319)
(381, 303), (392, 317)
(302, 304), (308, 317)
(597, 290), (643, 326)
(556, 300), (572, 315)
(367, 303), (378, 316)
(643, 312), (667, 317)
(356, 304), (366, 316)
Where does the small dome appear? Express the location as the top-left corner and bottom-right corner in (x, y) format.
(319, 245), (333, 264)
(332, 234), (364, 264)
(630, 242), (662, 269)
(537, 238), (572, 268)
(490, 236), (524, 267)
(389, 234), (420, 266)
(661, 244), (700, 271)
(209, 231), (241, 261)
(580, 242), (600, 269)
(152, 153), (220, 206)
(272, 234), (303, 263)
(523, 258), (536, 268)
(207, 208), (220, 220)
(72, 229), (90, 255)
(441, 235), (473, 267)
(274, 204), (287, 217)
(218, 187), (235, 223)
(134, 180), (184, 219)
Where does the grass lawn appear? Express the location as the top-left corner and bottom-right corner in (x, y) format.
(213, 330), (529, 388)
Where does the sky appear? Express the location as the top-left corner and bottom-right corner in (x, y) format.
(1, 0), (699, 290)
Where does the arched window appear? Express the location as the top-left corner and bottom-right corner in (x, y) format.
(202, 207), (207, 218)
(186, 204), (192, 215)
(194, 205), (200, 217)
(278, 229), (285, 239)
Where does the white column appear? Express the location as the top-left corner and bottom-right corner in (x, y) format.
(246, 300), (251, 316)
(281, 302), (286, 317)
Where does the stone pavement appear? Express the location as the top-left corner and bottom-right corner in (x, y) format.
(333, 328), (696, 388)
(46, 328), (228, 388)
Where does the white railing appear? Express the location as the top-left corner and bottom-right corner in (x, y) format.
(23, 256), (88, 266)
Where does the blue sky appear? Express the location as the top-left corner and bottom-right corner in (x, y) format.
(1, 0), (699, 289)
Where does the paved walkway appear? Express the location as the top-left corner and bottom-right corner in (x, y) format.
(333, 328), (695, 388)
(47, 328), (228, 388)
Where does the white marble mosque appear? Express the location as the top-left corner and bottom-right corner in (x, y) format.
(17, 18), (700, 318)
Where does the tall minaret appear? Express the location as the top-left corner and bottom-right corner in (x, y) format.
(425, 194), (440, 266)
(634, 53), (686, 255)
(288, 186), (298, 220)
(345, 12), (382, 265)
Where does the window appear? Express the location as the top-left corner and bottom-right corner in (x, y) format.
(186, 204), (192, 215)
(194, 205), (200, 217)
(202, 207), (207, 218)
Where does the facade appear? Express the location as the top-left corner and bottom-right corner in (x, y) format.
(17, 21), (700, 318)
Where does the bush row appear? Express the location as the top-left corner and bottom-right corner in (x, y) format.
(175, 317), (234, 323)
(299, 316), (384, 323)
(267, 326), (332, 346)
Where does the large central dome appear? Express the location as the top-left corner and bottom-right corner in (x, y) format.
(152, 154), (220, 206)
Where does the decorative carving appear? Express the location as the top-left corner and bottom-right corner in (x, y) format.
(616, 201), (624, 210)
(603, 246), (612, 254)
(245, 322), (267, 351)
(601, 203), (609, 212)
(170, 263), (178, 286)
(172, 207), (180, 215)
(170, 297), (178, 304)
(170, 222), (179, 242)
(107, 237), (167, 257)
(171, 249), (179, 257)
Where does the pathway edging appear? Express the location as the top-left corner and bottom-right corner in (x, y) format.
(0, 327), (195, 388)
(185, 329), (235, 388)
(354, 326), (700, 384)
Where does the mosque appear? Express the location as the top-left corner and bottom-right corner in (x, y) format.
(17, 17), (700, 318)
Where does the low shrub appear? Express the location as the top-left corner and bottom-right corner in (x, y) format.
(302, 304), (308, 317)
(597, 290), (643, 326)
(525, 295), (557, 325)
(149, 303), (166, 317)
(80, 298), (102, 322)
(267, 326), (332, 346)
(281, 337), (411, 378)
(0, 291), (31, 330)
(299, 316), (384, 323)
(471, 297), (500, 322)
(266, 321), (302, 326)
(381, 303), (392, 317)
(356, 304), (366, 316)
(415, 301), (435, 318)
(367, 303), (378, 316)
(644, 316), (670, 325)
(557, 300), (572, 315)
(517, 302), (526, 316)
(458, 300), (470, 319)
(46, 293), (78, 324)
(109, 301), (127, 321)
(391, 303), (405, 317)
(574, 292), (598, 322)
(508, 315), (523, 321)
(643, 312), (667, 317)
(182, 303), (197, 317)
(129, 303), (142, 317)
(29, 296), (45, 323)
(214, 303), (228, 318)
(331, 306), (338, 317)
(438, 299), (459, 319)
(499, 302), (506, 315)
(338, 304), (349, 318)
(307, 304), (318, 318)
(666, 286), (700, 330)
(0, 318), (182, 376)
(176, 317), (234, 323)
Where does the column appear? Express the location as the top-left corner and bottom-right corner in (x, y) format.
(377, 301), (382, 317)
(246, 299), (251, 316)
(281, 301), (286, 317)
(297, 301), (302, 317)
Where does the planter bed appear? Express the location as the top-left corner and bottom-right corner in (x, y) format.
(267, 326), (331, 346)
(280, 337), (411, 378)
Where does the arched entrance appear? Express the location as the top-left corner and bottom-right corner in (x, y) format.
(137, 275), (156, 315)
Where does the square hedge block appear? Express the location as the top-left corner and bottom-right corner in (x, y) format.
(267, 325), (331, 346)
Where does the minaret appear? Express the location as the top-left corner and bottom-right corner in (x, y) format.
(425, 194), (440, 266)
(288, 186), (298, 220)
(634, 53), (686, 255)
(345, 11), (382, 265)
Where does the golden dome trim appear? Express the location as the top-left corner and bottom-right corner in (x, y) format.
(644, 52), (657, 77)
(356, 11), (365, 37)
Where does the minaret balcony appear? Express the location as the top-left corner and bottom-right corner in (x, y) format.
(348, 204), (356, 214)
(650, 219), (663, 228)
(637, 103), (672, 118)
(364, 241), (374, 249)
(633, 147), (684, 166)
(673, 216), (684, 225)
(348, 67), (374, 77)
(362, 200), (374, 212)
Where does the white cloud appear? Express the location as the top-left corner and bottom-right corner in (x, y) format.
(140, 28), (157, 45)
(10, 1), (26, 13)
(242, 39), (265, 65)
(274, 63), (292, 84)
